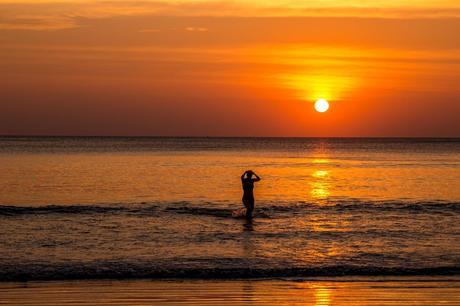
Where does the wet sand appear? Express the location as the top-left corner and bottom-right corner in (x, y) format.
(0, 277), (459, 305)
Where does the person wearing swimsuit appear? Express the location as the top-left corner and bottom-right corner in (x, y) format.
(241, 170), (261, 219)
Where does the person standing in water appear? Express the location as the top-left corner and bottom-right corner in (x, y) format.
(241, 170), (261, 218)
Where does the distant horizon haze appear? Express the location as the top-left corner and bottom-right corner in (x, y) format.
(1, 134), (460, 139)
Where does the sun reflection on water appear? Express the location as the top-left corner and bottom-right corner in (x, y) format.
(311, 169), (330, 199)
(312, 158), (329, 164)
(314, 286), (331, 306)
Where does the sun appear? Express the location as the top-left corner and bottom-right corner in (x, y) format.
(314, 99), (329, 113)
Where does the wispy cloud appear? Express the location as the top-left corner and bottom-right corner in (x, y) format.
(185, 27), (208, 32)
(1, 1), (460, 31)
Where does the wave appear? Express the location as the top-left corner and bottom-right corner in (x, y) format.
(310, 199), (460, 214)
(1, 199), (459, 217)
(165, 206), (235, 218)
(0, 204), (126, 216)
(165, 200), (460, 218)
(1, 264), (459, 281)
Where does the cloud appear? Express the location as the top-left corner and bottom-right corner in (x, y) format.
(185, 27), (208, 32)
(1, 1), (460, 31)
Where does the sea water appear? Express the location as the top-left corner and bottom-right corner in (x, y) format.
(0, 137), (459, 280)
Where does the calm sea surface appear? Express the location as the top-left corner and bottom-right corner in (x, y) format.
(0, 137), (459, 280)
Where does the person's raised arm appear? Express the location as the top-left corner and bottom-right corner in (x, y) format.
(253, 172), (261, 182)
(241, 171), (247, 180)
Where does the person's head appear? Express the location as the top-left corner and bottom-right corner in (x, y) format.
(246, 170), (253, 178)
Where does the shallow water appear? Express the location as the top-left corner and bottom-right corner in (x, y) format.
(0, 137), (459, 280)
(1, 278), (459, 305)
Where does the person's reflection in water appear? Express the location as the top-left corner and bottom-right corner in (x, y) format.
(242, 214), (256, 296)
(241, 170), (261, 219)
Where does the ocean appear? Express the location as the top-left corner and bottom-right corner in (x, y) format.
(0, 137), (459, 281)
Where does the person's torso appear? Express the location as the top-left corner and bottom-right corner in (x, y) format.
(242, 179), (254, 196)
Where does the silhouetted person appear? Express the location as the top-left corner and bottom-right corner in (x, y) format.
(241, 170), (261, 219)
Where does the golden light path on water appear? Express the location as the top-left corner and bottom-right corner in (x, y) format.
(311, 169), (331, 199)
(315, 286), (332, 306)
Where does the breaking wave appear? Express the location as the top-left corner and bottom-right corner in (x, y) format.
(0, 263), (458, 281)
(1, 199), (459, 217)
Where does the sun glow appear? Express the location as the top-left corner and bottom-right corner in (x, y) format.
(280, 72), (358, 108)
(315, 99), (329, 113)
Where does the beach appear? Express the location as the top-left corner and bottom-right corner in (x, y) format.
(1, 278), (459, 305)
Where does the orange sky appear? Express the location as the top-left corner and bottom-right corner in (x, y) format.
(0, 1), (459, 136)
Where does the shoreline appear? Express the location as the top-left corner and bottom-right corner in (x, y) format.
(1, 276), (459, 305)
(2, 267), (459, 282)
(2, 275), (460, 283)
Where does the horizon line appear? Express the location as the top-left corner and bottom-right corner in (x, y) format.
(1, 135), (459, 139)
